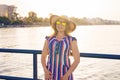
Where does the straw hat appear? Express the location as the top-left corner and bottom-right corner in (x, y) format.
(50, 15), (76, 32)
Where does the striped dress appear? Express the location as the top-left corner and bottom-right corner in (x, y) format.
(46, 36), (76, 80)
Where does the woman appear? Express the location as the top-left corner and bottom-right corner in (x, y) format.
(41, 15), (80, 80)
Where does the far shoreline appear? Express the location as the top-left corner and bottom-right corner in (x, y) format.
(0, 24), (120, 28)
(0, 24), (50, 28)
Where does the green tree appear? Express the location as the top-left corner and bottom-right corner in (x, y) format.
(11, 20), (23, 25)
(0, 16), (11, 25)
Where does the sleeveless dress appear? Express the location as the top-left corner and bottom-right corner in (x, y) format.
(45, 36), (76, 80)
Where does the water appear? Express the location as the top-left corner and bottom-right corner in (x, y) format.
(1, 25), (120, 53)
(0, 25), (120, 80)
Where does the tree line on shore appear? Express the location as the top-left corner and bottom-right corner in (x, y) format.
(0, 11), (120, 28)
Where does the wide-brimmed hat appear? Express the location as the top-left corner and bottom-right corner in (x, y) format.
(50, 15), (76, 32)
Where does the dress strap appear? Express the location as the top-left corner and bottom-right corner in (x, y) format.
(45, 36), (49, 40)
(68, 36), (77, 43)
(45, 36), (55, 42)
(71, 37), (77, 41)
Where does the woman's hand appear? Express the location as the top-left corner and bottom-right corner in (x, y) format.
(61, 74), (68, 80)
(44, 69), (52, 80)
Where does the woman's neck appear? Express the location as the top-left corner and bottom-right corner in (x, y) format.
(56, 32), (66, 38)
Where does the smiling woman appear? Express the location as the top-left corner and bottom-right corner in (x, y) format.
(41, 15), (80, 80)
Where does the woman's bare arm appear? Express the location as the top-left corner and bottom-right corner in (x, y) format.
(41, 39), (49, 72)
(64, 40), (80, 77)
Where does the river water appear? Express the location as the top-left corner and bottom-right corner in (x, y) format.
(0, 25), (120, 80)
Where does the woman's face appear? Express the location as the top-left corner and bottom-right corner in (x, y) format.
(55, 19), (67, 32)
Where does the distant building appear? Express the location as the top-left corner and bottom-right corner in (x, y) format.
(0, 4), (17, 20)
(28, 11), (37, 18)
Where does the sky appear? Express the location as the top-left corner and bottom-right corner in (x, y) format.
(0, 0), (120, 21)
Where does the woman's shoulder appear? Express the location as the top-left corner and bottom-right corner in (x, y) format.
(68, 36), (77, 41)
(45, 36), (50, 40)
(45, 35), (55, 40)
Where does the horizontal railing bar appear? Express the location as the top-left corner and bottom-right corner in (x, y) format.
(0, 75), (34, 80)
(81, 53), (120, 60)
(0, 48), (41, 54)
(0, 48), (120, 59)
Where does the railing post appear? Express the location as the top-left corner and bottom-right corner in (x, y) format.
(33, 53), (38, 80)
